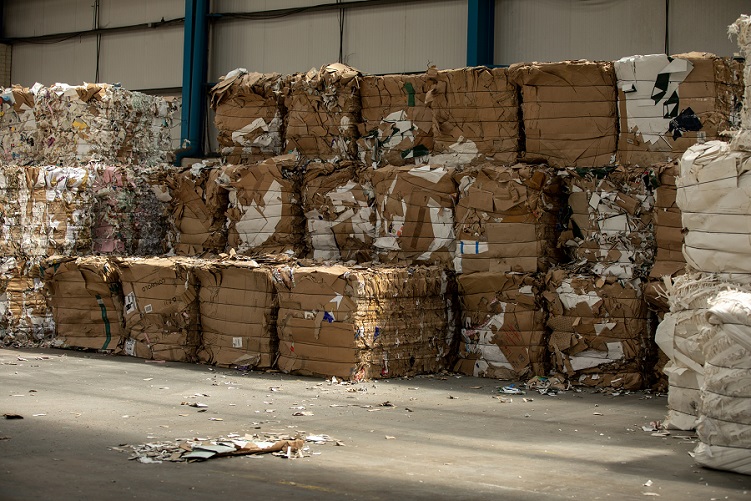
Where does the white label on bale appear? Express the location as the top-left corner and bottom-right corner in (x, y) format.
(144, 304), (153, 314)
(124, 338), (136, 357)
(232, 337), (243, 349)
(124, 292), (137, 315)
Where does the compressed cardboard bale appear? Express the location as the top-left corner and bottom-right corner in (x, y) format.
(1, 261), (54, 347)
(544, 268), (650, 390)
(677, 142), (751, 273)
(91, 163), (171, 256)
(453, 163), (563, 274)
(455, 272), (546, 380)
(0, 85), (39, 164)
(429, 67), (518, 166)
(219, 154), (305, 256)
(302, 161), (375, 262)
(34, 83), (179, 166)
(44, 256), (124, 351)
(615, 53), (743, 166)
(195, 259), (278, 369)
(284, 63), (361, 161)
(210, 69), (284, 164)
(117, 257), (200, 362)
(509, 60), (617, 168)
(273, 264), (453, 379)
(357, 72), (434, 167)
(370, 164), (456, 266)
(164, 161), (229, 256)
(730, 15), (751, 151)
(559, 166), (655, 279)
(694, 291), (751, 475)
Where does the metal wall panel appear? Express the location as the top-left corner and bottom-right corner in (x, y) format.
(494, 0), (666, 65)
(669, 0), (748, 57)
(4, 0), (94, 37)
(11, 37), (97, 86)
(98, 0), (184, 27)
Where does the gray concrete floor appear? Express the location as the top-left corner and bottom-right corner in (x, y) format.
(0, 347), (749, 500)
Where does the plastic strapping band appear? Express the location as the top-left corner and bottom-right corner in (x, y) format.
(403, 82), (415, 107)
(96, 294), (112, 350)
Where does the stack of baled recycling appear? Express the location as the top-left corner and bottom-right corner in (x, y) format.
(453, 163), (562, 274)
(509, 60), (617, 168)
(219, 154), (305, 256)
(357, 72), (434, 167)
(302, 160), (375, 262)
(455, 272), (546, 380)
(429, 67), (518, 166)
(273, 264), (453, 379)
(209, 70), (284, 164)
(285, 63), (361, 161)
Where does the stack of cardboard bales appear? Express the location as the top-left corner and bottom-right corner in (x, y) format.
(615, 53), (743, 166)
(453, 163), (562, 274)
(219, 154), (305, 256)
(509, 60), (617, 168)
(195, 259), (278, 368)
(302, 161), (375, 262)
(455, 272), (546, 379)
(44, 256), (124, 351)
(0, 85), (38, 164)
(117, 257), (200, 362)
(285, 63), (361, 161)
(370, 164), (456, 266)
(273, 264), (453, 379)
(164, 161), (228, 256)
(209, 70), (284, 164)
(429, 67), (519, 166)
(358, 72), (434, 167)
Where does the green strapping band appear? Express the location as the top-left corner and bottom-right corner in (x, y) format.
(96, 294), (112, 350)
(403, 82), (415, 107)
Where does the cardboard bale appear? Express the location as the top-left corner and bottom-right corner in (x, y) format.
(219, 154), (305, 256)
(284, 63), (361, 161)
(302, 161), (375, 262)
(34, 83), (178, 165)
(615, 53), (743, 166)
(370, 164), (456, 266)
(273, 264), (453, 379)
(429, 67), (518, 166)
(677, 142), (751, 273)
(117, 257), (200, 362)
(453, 163), (563, 274)
(509, 60), (617, 168)
(559, 166), (655, 279)
(195, 259), (277, 368)
(44, 256), (124, 351)
(164, 161), (229, 256)
(1, 259), (54, 347)
(729, 15), (751, 151)
(544, 268), (650, 390)
(210, 69), (284, 164)
(91, 163), (171, 256)
(357, 72), (434, 167)
(0, 85), (39, 164)
(455, 272), (546, 380)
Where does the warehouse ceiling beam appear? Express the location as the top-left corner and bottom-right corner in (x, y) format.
(467, 0), (495, 67)
(178, 0), (209, 166)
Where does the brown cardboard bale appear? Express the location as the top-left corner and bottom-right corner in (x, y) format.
(455, 272), (546, 379)
(219, 154), (305, 256)
(509, 60), (617, 168)
(117, 257), (200, 362)
(165, 162), (229, 256)
(1, 268), (54, 346)
(302, 161), (375, 262)
(429, 67), (519, 166)
(284, 63), (361, 160)
(559, 166), (655, 279)
(273, 264), (452, 379)
(194, 259), (277, 368)
(615, 53), (744, 166)
(357, 72), (434, 167)
(544, 268), (649, 390)
(44, 256), (124, 351)
(0, 85), (39, 164)
(369, 164), (456, 266)
(210, 70), (284, 163)
(453, 163), (562, 274)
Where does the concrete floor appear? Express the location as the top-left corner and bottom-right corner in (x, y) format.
(0, 347), (749, 500)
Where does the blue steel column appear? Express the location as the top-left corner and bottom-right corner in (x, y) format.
(178, 0), (209, 165)
(467, 0), (495, 66)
